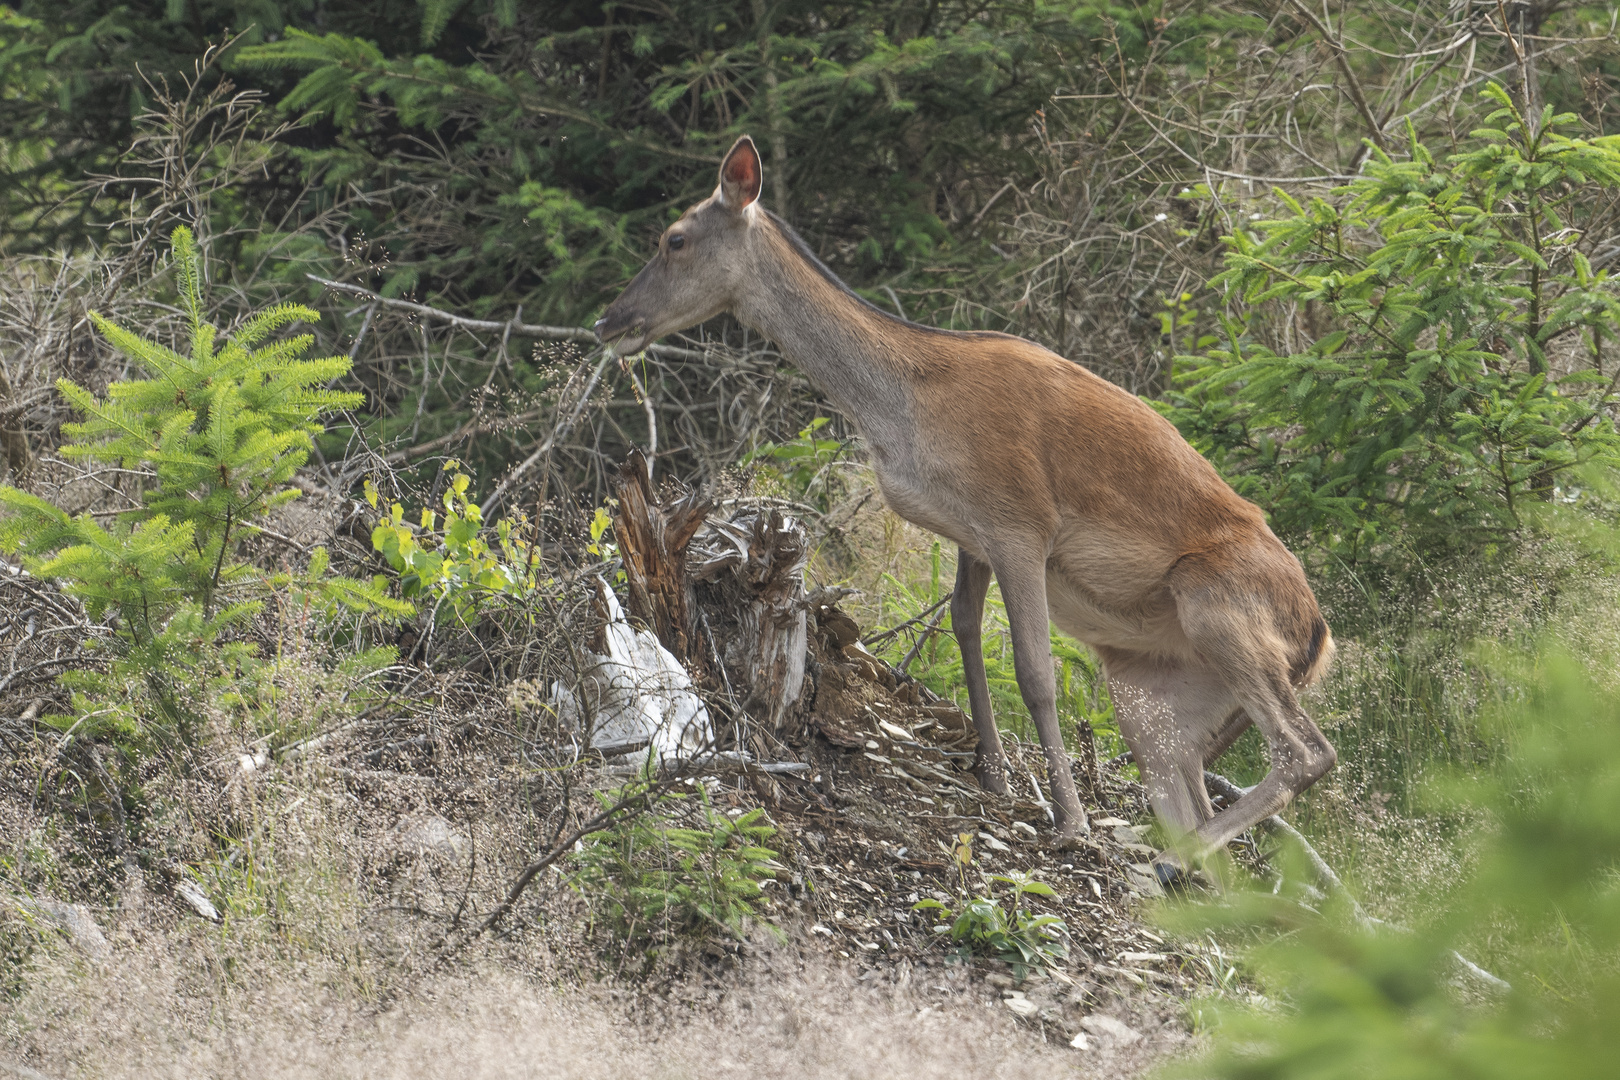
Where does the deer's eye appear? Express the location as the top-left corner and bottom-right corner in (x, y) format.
(667, 234), (686, 250)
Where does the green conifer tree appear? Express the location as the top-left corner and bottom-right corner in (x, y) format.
(0, 225), (403, 748)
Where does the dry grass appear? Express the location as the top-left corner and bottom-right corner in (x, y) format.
(2, 933), (1193, 1080)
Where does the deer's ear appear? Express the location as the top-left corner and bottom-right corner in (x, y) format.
(718, 136), (762, 210)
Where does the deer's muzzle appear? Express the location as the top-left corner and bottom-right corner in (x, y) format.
(593, 313), (648, 356)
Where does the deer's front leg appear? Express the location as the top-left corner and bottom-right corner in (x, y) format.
(952, 549), (1008, 795)
(991, 549), (1089, 843)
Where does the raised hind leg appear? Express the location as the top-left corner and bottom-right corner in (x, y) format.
(1173, 595), (1336, 859)
(1098, 649), (1241, 840)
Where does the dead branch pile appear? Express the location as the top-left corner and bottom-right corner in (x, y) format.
(0, 563), (103, 743)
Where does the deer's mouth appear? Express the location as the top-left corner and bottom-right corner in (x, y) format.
(593, 315), (649, 356)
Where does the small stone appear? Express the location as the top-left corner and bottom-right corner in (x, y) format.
(1004, 996), (1040, 1018)
(1124, 865), (1165, 897)
(877, 719), (913, 741)
(1080, 1014), (1142, 1045)
(395, 814), (467, 861)
(1069, 1032), (1090, 1050)
(174, 878), (220, 922)
(13, 897), (110, 961)
(985, 973), (1014, 989)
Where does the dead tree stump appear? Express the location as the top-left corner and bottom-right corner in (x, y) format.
(690, 511), (809, 732)
(612, 451), (811, 735)
(612, 449), (713, 672)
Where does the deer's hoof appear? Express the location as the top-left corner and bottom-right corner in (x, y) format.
(972, 756), (1010, 796)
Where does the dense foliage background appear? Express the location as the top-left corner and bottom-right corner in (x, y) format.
(4, 0), (1611, 488)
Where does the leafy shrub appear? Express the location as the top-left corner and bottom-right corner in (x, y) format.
(742, 417), (851, 513)
(367, 461), (544, 621)
(914, 870), (1069, 977)
(571, 781), (780, 945)
(0, 226), (403, 749)
(1170, 85), (1620, 564)
(1167, 652), (1620, 1080)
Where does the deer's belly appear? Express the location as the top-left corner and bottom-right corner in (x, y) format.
(1044, 573), (1190, 655)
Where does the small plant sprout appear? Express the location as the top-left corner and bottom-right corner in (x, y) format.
(913, 870), (1070, 978)
(570, 780), (781, 947)
(369, 459), (545, 620)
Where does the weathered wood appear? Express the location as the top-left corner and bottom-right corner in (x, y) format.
(612, 449), (714, 671)
(690, 509), (809, 732)
(613, 451), (810, 732)
(733, 510), (808, 731)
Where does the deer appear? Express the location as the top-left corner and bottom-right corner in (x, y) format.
(595, 136), (1336, 882)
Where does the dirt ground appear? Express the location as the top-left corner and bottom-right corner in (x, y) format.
(0, 567), (1217, 1080)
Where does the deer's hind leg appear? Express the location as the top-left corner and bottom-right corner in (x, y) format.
(1171, 582), (1337, 861)
(1098, 649), (1242, 850)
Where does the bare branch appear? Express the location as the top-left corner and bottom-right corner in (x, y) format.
(305, 275), (705, 362)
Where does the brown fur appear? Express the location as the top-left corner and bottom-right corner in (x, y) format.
(597, 137), (1337, 868)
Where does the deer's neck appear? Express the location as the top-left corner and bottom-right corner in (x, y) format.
(733, 220), (922, 451)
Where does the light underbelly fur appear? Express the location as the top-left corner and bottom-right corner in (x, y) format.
(876, 467), (1196, 659)
(1043, 569), (1194, 659)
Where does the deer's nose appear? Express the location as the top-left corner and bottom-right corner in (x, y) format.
(593, 317), (608, 342)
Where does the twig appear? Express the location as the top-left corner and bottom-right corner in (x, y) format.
(0, 658), (82, 699)
(306, 274), (707, 361)
(479, 350), (614, 517)
(1025, 765), (1056, 825)
(970, 181), (1017, 232)
(861, 590), (954, 648)
(1282, 0), (1388, 158)
(896, 602), (952, 674)
(438, 774), (680, 958)
(380, 405), (548, 465)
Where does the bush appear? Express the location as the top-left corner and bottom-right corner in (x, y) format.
(367, 461), (545, 617)
(914, 869), (1069, 977)
(571, 780), (780, 947)
(1169, 85), (1620, 566)
(1167, 652), (1620, 1080)
(0, 225), (403, 751)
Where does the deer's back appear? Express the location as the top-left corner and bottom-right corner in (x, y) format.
(896, 332), (1320, 660)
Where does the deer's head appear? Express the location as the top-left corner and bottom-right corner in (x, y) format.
(594, 136), (764, 355)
